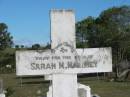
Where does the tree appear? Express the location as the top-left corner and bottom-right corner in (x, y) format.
(20, 45), (24, 49)
(31, 43), (41, 50)
(15, 45), (19, 49)
(76, 6), (130, 79)
(0, 23), (13, 50)
(0, 23), (14, 73)
(94, 6), (130, 78)
(76, 16), (95, 48)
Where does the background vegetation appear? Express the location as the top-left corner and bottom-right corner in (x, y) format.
(76, 5), (130, 81)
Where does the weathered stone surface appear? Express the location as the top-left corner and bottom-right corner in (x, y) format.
(52, 74), (78, 97)
(16, 47), (112, 76)
(0, 80), (3, 94)
(16, 10), (112, 76)
(78, 83), (91, 97)
(47, 85), (52, 97)
(0, 93), (5, 97)
(15, 10), (111, 97)
(50, 10), (76, 49)
(47, 83), (92, 97)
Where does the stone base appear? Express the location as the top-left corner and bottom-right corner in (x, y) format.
(0, 93), (5, 97)
(78, 83), (91, 97)
(47, 83), (91, 97)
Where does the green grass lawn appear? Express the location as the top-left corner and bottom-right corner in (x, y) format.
(79, 77), (130, 97)
(0, 73), (130, 97)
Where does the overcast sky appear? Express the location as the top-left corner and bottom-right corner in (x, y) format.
(0, 0), (130, 46)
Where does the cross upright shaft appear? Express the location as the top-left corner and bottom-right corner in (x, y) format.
(50, 9), (76, 49)
(50, 10), (78, 97)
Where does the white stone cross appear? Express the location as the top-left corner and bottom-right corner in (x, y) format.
(0, 79), (3, 93)
(0, 79), (5, 97)
(16, 10), (112, 97)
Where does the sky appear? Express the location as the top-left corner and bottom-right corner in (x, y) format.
(0, 0), (130, 46)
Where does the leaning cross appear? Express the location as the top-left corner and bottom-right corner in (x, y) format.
(16, 10), (112, 97)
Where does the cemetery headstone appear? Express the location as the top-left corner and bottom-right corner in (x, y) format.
(0, 79), (5, 97)
(78, 84), (91, 97)
(0, 80), (3, 94)
(16, 10), (112, 97)
(0, 93), (5, 97)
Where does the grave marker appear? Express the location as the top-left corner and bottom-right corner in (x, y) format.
(16, 47), (112, 75)
(0, 79), (3, 93)
(16, 10), (112, 97)
(0, 79), (5, 97)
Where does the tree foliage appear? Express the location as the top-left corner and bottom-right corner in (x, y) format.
(31, 43), (41, 50)
(0, 23), (13, 50)
(30, 43), (50, 50)
(76, 5), (130, 59)
(0, 23), (14, 73)
(76, 6), (130, 79)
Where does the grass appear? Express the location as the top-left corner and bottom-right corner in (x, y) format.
(79, 77), (130, 97)
(0, 73), (49, 97)
(0, 73), (130, 97)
